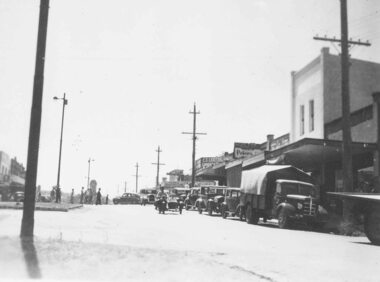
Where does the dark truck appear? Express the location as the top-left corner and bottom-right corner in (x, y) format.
(241, 165), (328, 229)
(328, 192), (380, 245)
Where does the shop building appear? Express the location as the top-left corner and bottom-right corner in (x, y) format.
(268, 47), (380, 199)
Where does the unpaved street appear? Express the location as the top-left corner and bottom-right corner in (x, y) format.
(1, 205), (380, 281)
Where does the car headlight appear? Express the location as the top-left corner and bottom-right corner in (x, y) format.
(297, 202), (303, 210)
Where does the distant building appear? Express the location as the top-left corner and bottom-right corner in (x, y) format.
(0, 151), (11, 183)
(166, 169), (185, 182)
(10, 157), (25, 185)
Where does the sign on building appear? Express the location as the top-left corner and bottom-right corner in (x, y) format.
(233, 143), (262, 159)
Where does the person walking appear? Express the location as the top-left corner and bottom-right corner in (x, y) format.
(105, 194), (109, 205)
(56, 187), (61, 203)
(96, 188), (102, 205)
(70, 189), (74, 204)
(80, 187), (84, 204)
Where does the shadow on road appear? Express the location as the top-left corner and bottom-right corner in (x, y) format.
(20, 237), (41, 279)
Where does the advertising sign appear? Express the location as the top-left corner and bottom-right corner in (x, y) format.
(233, 143), (262, 159)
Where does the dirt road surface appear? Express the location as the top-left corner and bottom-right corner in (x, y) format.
(1, 205), (379, 281)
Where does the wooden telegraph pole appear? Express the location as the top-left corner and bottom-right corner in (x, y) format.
(133, 163), (141, 193)
(314, 0), (370, 193)
(182, 104), (206, 187)
(152, 146), (165, 188)
(21, 0), (50, 238)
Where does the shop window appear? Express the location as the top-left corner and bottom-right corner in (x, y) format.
(309, 100), (314, 132)
(300, 105), (305, 135)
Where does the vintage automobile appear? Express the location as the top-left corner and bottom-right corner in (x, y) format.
(171, 187), (190, 201)
(206, 188), (228, 216)
(184, 187), (200, 210)
(195, 186), (227, 214)
(113, 192), (141, 205)
(139, 188), (157, 206)
(241, 165), (328, 229)
(156, 193), (184, 214)
(220, 187), (245, 220)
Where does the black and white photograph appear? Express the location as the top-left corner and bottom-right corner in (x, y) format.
(0, 0), (380, 281)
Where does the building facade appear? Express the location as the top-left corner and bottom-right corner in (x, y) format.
(0, 151), (11, 183)
(291, 47), (380, 143)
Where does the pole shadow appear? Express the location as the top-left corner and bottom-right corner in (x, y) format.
(20, 237), (42, 279)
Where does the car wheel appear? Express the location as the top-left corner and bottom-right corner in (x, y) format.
(278, 209), (291, 229)
(364, 207), (380, 245)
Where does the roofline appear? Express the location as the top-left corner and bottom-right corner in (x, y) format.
(265, 138), (377, 159)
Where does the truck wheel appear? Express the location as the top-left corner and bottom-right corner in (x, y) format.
(198, 206), (202, 214)
(364, 207), (380, 245)
(278, 209), (291, 229)
(246, 205), (258, 224)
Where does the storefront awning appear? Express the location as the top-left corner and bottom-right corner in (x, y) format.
(265, 138), (376, 171)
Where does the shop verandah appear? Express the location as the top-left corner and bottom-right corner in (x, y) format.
(264, 138), (377, 203)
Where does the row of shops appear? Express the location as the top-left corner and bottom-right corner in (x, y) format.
(194, 47), (380, 204)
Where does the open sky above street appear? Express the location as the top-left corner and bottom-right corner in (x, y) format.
(0, 0), (379, 195)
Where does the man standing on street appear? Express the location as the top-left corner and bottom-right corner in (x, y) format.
(70, 189), (74, 204)
(96, 188), (102, 205)
(80, 187), (84, 204)
(105, 194), (109, 205)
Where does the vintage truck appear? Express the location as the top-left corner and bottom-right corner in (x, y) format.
(328, 192), (380, 245)
(241, 165), (328, 229)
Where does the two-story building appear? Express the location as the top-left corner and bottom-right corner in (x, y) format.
(266, 47), (380, 198)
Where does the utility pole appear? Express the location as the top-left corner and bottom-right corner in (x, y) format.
(314, 0), (370, 193)
(182, 103), (206, 187)
(133, 163), (141, 193)
(152, 146), (165, 188)
(21, 0), (50, 238)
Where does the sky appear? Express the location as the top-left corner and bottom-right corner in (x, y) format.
(0, 0), (379, 196)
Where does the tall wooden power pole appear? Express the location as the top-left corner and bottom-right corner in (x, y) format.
(21, 0), (50, 238)
(152, 146), (165, 187)
(133, 163), (141, 193)
(314, 0), (370, 193)
(182, 104), (206, 187)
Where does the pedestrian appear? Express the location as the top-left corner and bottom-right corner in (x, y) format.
(96, 188), (102, 205)
(56, 187), (61, 203)
(80, 187), (84, 204)
(70, 189), (74, 204)
(105, 194), (109, 205)
(50, 188), (55, 202)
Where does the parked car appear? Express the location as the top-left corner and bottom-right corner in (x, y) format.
(220, 187), (245, 220)
(113, 193), (141, 205)
(171, 187), (190, 201)
(206, 188), (228, 216)
(139, 188), (157, 206)
(158, 194), (184, 214)
(241, 165), (328, 229)
(12, 191), (24, 202)
(195, 186), (227, 214)
(184, 187), (200, 210)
